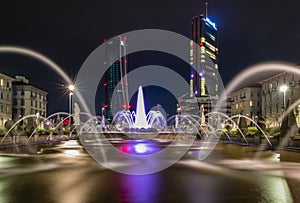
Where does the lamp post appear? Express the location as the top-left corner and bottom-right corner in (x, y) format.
(102, 107), (105, 116)
(280, 85), (288, 113)
(68, 84), (75, 125)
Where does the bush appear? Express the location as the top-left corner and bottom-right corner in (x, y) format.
(222, 128), (228, 133)
(248, 126), (258, 133)
(229, 128), (238, 136)
(37, 127), (45, 135)
(0, 125), (7, 135)
(264, 127), (271, 132)
(264, 126), (281, 134)
(17, 125), (26, 131)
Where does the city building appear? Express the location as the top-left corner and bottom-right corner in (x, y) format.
(103, 36), (129, 121)
(229, 85), (262, 120)
(0, 73), (14, 125)
(181, 9), (220, 117)
(260, 71), (300, 127)
(12, 76), (47, 120)
(189, 13), (219, 99)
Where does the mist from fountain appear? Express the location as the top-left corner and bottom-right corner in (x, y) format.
(132, 86), (150, 129)
(112, 86), (167, 131)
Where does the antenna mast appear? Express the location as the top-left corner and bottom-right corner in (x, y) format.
(205, 2), (208, 18)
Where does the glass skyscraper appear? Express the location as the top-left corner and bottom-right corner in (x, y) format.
(190, 14), (219, 100)
(103, 36), (129, 121)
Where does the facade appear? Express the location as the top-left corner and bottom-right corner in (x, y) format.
(103, 36), (129, 121)
(0, 73), (14, 125)
(181, 12), (220, 117)
(229, 86), (262, 120)
(12, 76), (47, 120)
(260, 71), (300, 127)
(189, 14), (219, 99)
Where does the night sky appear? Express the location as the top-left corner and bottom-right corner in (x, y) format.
(0, 0), (299, 115)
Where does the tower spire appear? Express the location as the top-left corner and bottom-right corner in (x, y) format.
(205, 2), (208, 18)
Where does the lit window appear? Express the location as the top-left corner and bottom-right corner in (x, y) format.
(206, 32), (216, 41)
(250, 101), (254, 107)
(205, 50), (216, 60)
(205, 41), (216, 52)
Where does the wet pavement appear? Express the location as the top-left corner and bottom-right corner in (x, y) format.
(0, 140), (299, 203)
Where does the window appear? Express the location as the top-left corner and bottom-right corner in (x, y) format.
(20, 108), (25, 116)
(250, 91), (253, 97)
(21, 90), (25, 96)
(0, 92), (3, 99)
(250, 101), (254, 107)
(12, 108), (17, 115)
(257, 101), (260, 106)
(21, 99), (25, 106)
(257, 91), (261, 97)
(276, 104), (279, 113)
(269, 106), (272, 114)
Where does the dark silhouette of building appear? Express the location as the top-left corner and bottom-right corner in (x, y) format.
(103, 36), (129, 121)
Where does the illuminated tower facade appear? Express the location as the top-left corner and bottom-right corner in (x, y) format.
(103, 36), (129, 121)
(190, 14), (219, 100)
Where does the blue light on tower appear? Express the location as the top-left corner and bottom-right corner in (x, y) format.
(205, 17), (217, 30)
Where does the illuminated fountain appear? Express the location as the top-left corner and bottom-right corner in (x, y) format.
(112, 86), (167, 132)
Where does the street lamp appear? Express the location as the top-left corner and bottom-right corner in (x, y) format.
(68, 84), (75, 125)
(280, 85), (288, 113)
(102, 107), (105, 115)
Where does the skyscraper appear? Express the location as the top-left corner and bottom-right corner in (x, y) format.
(190, 13), (219, 100)
(178, 7), (220, 118)
(185, 10), (220, 118)
(103, 36), (129, 121)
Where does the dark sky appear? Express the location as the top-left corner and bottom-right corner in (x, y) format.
(0, 0), (299, 115)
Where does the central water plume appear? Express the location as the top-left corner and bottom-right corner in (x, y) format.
(112, 86), (166, 131)
(132, 86), (150, 129)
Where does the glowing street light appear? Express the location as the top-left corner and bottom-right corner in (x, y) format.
(102, 107), (105, 116)
(68, 84), (75, 92)
(280, 85), (288, 113)
(68, 84), (75, 125)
